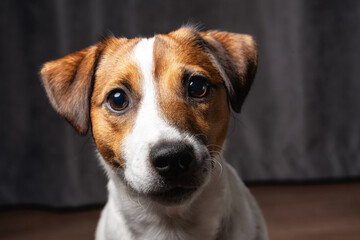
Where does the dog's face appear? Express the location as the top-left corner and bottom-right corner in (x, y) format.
(41, 27), (257, 204)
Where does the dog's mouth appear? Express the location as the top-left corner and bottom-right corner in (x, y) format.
(148, 186), (197, 204)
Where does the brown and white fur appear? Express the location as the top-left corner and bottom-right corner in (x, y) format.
(40, 27), (268, 240)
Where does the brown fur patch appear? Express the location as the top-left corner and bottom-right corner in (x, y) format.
(153, 28), (231, 154)
(90, 38), (141, 168)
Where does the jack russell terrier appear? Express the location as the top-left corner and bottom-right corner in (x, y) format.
(40, 27), (268, 240)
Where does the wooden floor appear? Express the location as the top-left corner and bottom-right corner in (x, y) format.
(1, 182), (359, 240)
(251, 182), (360, 240)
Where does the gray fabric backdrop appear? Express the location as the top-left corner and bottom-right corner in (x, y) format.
(0, 0), (359, 207)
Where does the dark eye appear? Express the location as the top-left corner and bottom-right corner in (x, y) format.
(188, 75), (210, 98)
(107, 90), (129, 112)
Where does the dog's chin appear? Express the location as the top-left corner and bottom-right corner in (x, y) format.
(107, 165), (204, 205)
(148, 186), (198, 205)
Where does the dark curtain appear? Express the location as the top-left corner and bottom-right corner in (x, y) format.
(0, 0), (359, 207)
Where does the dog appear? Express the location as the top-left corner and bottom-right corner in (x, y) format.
(40, 27), (268, 240)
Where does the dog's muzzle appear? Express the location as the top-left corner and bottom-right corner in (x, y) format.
(148, 141), (203, 203)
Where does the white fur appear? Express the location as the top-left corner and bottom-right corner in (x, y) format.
(121, 38), (206, 194)
(95, 38), (269, 240)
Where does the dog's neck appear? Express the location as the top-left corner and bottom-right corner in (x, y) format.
(104, 156), (231, 240)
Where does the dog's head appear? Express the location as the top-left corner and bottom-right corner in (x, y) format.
(41, 27), (257, 204)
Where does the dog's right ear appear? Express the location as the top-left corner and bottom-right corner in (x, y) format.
(40, 44), (104, 135)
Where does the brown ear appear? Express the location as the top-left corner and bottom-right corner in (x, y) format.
(40, 45), (102, 135)
(200, 31), (258, 112)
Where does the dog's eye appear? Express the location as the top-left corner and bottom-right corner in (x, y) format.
(188, 75), (209, 98)
(107, 90), (129, 112)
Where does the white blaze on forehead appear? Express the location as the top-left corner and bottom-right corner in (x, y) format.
(134, 38), (155, 95)
(133, 37), (160, 127)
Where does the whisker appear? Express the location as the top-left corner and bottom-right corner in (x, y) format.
(206, 152), (223, 178)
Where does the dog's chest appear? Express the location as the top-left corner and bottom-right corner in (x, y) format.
(101, 178), (225, 240)
(125, 209), (221, 240)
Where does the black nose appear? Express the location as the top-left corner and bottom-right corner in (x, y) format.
(149, 142), (195, 177)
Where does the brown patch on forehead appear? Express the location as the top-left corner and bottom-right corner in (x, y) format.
(153, 28), (230, 152)
(91, 37), (141, 168)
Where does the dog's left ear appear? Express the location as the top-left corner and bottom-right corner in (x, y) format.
(40, 44), (104, 135)
(200, 31), (258, 112)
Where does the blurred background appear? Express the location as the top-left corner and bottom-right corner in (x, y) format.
(0, 0), (359, 239)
